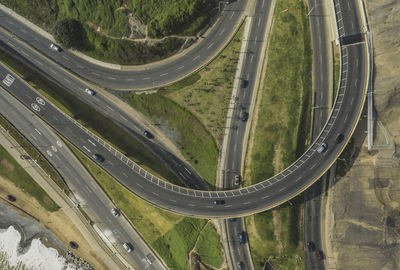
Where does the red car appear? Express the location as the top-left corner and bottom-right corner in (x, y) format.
(316, 250), (324, 260)
(6, 195), (16, 202)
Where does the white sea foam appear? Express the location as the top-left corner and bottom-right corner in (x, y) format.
(0, 226), (79, 270)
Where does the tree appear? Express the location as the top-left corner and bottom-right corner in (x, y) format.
(53, 18), (84, 49)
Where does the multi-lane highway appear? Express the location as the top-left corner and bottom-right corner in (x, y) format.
(222, 0), (273, 268)
(0, 27), (211, 192)
(0, 0), (369, 219)
(305, 0), (365, 269)
(0, 0), (247, 90)
(304, 0), (332, 268)
(0, 85), (165, 270)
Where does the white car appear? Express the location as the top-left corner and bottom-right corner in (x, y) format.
(84, 88), (95, 95)
(123, 243), (133, 253)
(49, 43), (62, 52)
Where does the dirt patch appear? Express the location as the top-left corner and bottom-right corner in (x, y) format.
(0, 176), (107, 270)
(273, 144), (284, 174)
(272, 210), (283, 253)
(1, 158), (14, 171)
(327, 2), (400, 269)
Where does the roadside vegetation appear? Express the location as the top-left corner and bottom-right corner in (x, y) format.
(66, 141), (223, 270)
(0, 115), (67, 196)
(0, 0), (215, 64)
(332, 43), (341, 105)
(246, 197), (304, 270)
(113, 23), (244, 188)
(0, 47), (183, 186)
(0, 143), (59, 212)
(243, 0), (312, 268)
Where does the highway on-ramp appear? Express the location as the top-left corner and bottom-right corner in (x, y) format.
(0, 26), (369, 218)
(0, 0), (247, 90)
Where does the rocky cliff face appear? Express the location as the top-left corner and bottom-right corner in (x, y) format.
(327, 1), (400, 270)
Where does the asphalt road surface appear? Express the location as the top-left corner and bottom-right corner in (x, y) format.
(0, 28), (209, 192)
(223, 0), (273, 268)
(0, 0), (247, 90)
(0, 86), (165, 270)
(304, 0), (364, 269)
(304, 0), (332, 269)
(0, 2), (369, 218)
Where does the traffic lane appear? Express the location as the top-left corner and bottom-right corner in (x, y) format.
(0, 0), (247, 89)
(0, 43), (366, 217)
(335, 0), (363, 37)
(0, 41), (207, 189)
(305, 0), (330, 267)
(0, 87), (163, 270)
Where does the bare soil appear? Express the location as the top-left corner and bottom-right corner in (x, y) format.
(327, 1), (400, 269)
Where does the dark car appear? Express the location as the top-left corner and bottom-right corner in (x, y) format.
(69, 241), (79, 249)
(237, 261), (245, 270)
(307, 241), (316, 251)
(111, 208), (120, 217)
(143, 130), (154, 139)
(240, 79), (248, 88)
(213, 200), (225, 205)
(238, 231), (245, 245)
(316, 250), (324, 260)
(241, 112), (249, 122)
(92, 154), (104, 162)
(6, 195), (16, 202)
(335, 133), (344, 144)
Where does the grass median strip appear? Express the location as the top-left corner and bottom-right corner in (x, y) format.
(0, 46), (182, 186)
(244, 0), (312, 269)
(333, 42), (341, 105)
(112, 23), (244, 188)
(65, 139), (223, 270)
(0, 144), (59, 212)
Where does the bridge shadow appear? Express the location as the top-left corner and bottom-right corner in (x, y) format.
(305, 102), (369, 202)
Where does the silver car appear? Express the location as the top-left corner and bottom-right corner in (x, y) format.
(317, 142), (328, 153)
(50, 43), (62, 52)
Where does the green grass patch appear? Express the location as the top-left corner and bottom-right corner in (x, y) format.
(0, 46), (182, 185)
(247, 197), (305, 270)
(126, 0), (214, 37)
(244, 0), (312, 268)
(0, 0), (214, 64)
(113, 23), (244, 188)
(81, 25), (185, 65)
(153, 218), (207, 270)
(0, 144), (59, 212)
(194, 222), (224, 268)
